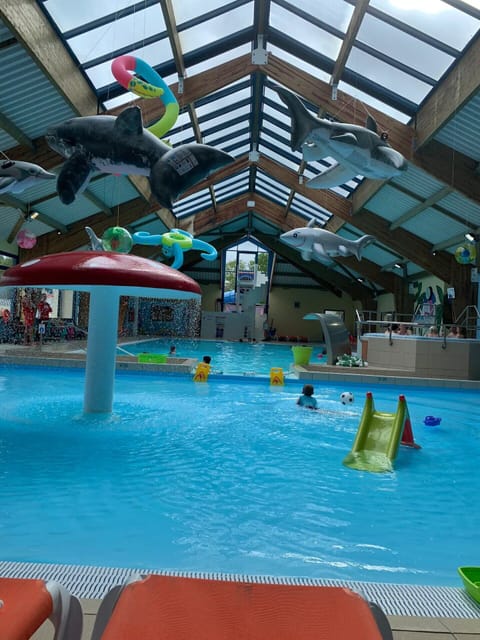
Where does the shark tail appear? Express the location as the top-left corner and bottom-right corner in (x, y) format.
(353, 235), (376, 260)
(274, 87), (320, 152)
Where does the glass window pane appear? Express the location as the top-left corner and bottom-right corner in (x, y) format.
(44, 0), (137, 32)
(369, 0), (479, 50)
(179, 7), (252, 54)
(347, 47), (432, 105)
(357, 13), (454, 80)
(270, 4), (343, 61)
(67, 5), (166, 64)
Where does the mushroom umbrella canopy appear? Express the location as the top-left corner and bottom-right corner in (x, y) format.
(0, 252), (201, 413)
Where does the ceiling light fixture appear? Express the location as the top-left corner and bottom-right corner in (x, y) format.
(465, 232), (475, 242)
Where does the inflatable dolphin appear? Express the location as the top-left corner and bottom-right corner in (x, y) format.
(46, 106), (234, 209)
(275, 86), (407, 188)
(0, 159), (56, 195)
(280, 220), (375, 262)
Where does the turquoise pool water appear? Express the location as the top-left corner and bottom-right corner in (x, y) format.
(1, 365), (478, 588)
(119, 338), (326, 375)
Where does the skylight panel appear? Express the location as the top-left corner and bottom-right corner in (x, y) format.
(292, 193), (332, 221)
(203, 122), (248, 144)
(172, 0), (239, 23)
(65, 4), (165, 64)
(277, 0), (355, 31)
(186, 44), (251, 76)
(43, 0), (138, 32)
(267, 45), (331, 83)
(198, 105), (250, 130)
(224, 142), (250, 156)
(256, 171), (290, 196)
(196, 88), (250, 118)
(336, 81), (411, 124)
(357, 13), (454, 81)
(370, 0), (479, 50)
(347, 47), (433, 106)
(270, 4), (342, 61)
(258, 143), (301, 171)
(178, 6), (251, 54)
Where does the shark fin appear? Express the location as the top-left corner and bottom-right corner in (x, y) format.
(274, 86), (322, 152)
(114, 106), (144, 137)
(307, 163), (356, 189)
(85, 227), (104, 251)
(366, 115), (378, 133)
(57, 151), (93, 205)
(352, 235), (376, 260)
(307, 218), (316, 228)
(330, 132), (358, 146)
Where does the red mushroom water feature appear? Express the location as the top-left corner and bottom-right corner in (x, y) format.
(0, 252), (201, 413)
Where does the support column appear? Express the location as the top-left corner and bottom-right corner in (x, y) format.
(84, 287), (120, 413)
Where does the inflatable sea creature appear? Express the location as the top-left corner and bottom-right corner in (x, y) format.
(111, 55), (179, 140)
(275, 86), (407, 188)
(85, 226), (133, 253)
(133, 229), (217, 270)
(280, 219), (375, 262)
(45, 106), (234, 210)
(0, 159), (56, 195)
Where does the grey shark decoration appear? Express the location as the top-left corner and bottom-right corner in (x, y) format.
(46, 106), (234, 209)
(84, 226), (104, 251)
(0, 159), (56, 195)
(280, 219), (375, 263)
(275, 86), (407, 188)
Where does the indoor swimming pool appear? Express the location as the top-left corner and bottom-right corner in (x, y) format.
(118, 338), (326, 375)
(1, 364), (478, 589)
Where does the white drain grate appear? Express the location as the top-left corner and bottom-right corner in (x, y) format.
(0, 561), (479, 618)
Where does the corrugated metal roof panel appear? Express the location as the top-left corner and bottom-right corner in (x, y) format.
(440, 191), (480, 229)
(87, 176), (141, 207)
(365, 184), (419, 221)
(434, 93), (480, 162)
(402, 208), (465, 244)
(390, 164), (445, 197)
(0, 39), (75, 148)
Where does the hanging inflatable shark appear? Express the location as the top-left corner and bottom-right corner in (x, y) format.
(45, 106), (234, 209)
(275, 86), (407, 188)
(0, 159), (56, 195)
(280, 220), (375, 263)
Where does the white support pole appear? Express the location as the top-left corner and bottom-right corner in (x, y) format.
(84, 287), (120, 413)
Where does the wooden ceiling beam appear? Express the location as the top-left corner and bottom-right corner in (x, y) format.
(414, 32), (480, 148)
(0, 1), (98, 116)
(330, 0), (370, 90)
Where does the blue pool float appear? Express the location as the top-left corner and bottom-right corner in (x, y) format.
(424, 416), (441, 426)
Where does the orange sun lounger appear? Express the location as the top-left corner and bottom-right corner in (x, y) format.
(0, 577), (83, 640)
(90, 574), (392, 640)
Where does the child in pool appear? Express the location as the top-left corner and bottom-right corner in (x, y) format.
(297, 384), (318, 410)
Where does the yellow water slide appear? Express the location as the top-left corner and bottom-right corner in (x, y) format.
(343, 392), (417, 473)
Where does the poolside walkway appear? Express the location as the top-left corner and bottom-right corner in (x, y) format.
(0, 560), (476, 639)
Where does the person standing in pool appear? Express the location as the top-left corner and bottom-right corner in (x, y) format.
(297, 384), (318, 410)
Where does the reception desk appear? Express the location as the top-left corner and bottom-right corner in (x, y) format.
(360, 333), (480, 380)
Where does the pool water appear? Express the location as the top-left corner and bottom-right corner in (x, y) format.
(119, 338), (326, 375)
(1, 365), (478, 588)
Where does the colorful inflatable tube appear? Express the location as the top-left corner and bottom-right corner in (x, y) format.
(111, 55), (179, 139)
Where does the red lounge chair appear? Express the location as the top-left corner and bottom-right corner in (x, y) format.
(0, 577), (83, 640)
(90, 574), (392, 640)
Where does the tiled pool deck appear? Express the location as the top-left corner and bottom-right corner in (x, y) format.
(1, 339), (479, 638)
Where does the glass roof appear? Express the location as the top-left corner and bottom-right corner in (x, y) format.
(39, 0), (480, 226)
